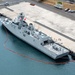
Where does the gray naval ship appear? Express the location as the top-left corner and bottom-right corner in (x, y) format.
(0, 13), (69, 59)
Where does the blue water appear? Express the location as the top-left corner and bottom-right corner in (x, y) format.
(0, 22), (75, 75)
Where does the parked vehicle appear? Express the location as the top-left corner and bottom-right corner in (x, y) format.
(54, 2), (63, 9)
(4, 2), (9, 6)
(65, 8), (70, 12)
(0, 2), (9, 6)
(65, 8), (75, 13)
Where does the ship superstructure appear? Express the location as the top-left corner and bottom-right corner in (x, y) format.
(0, 13), (69, 59)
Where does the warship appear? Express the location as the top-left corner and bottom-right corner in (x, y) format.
(0, 13), (69, 59)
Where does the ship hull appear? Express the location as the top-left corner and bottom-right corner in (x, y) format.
(1, 19), (69, 60)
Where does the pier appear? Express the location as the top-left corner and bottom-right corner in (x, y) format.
(0, 2), (75, 55)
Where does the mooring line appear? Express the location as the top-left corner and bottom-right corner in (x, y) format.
(3, 26), (75, 65)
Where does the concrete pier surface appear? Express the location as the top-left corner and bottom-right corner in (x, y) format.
(0, 2), (75, 53)
(7, 2), (75, 39)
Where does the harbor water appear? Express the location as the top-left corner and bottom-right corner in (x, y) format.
(0, 22), (75, 75)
